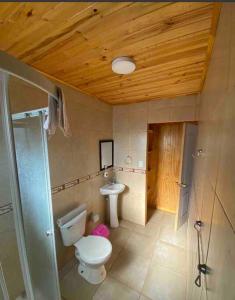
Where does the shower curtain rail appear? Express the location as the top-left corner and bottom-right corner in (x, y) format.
(12, 107), (48, 120)
(0, 51), (58, 100)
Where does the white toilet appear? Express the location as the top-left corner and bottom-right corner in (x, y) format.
(57, 204), (112, 284)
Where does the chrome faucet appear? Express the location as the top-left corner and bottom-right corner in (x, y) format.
(109, 177), (116, 184)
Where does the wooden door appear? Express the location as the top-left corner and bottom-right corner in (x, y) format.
(155, 123), (184, 213)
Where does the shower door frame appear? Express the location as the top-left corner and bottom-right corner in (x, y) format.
(0, 51), (61, 300)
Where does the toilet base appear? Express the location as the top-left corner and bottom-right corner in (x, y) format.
(78, 263), (106, 285)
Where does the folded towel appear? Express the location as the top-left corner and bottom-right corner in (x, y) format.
(57, 87), (71, 137)
(44, 87), (71, 137)
(43, 95), (58, 135)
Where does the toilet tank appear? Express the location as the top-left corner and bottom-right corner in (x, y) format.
(57, 204), (87, 246)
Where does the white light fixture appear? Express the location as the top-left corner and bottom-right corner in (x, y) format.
(112, 56), (136, 75)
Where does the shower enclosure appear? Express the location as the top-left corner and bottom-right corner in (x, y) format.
(0, 52), (61, 299)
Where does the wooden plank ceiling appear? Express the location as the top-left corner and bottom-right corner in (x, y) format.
(0, 2), (221, 104)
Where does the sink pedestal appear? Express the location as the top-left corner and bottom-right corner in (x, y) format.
(109, 194), (119, 228)
(100, 183), (125, 229)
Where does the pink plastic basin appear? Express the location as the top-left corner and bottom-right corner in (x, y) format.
(91, 224), (110, 239)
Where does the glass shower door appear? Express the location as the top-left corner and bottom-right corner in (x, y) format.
(0, 76), (27, 300)
(12, 111), (60, 300)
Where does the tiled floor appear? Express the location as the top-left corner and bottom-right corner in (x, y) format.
(60, 210), (187, 300)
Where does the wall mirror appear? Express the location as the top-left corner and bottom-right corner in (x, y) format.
(99, 140), (113, 170)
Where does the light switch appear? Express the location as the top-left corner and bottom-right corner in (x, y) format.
(138, 160), (144, 168)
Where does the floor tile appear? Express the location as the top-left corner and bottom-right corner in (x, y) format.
(161, 212), (176, 228)
(159, 222), (187, 249)
(93, 276), (140, 300)
(60, 263), (99, 300)
(59, 258), (77, 280)
(105, 243), (122, 271)
(142, 264), (186, 300)
(139, 295), (152, 300)
(153, 240), (186, 275)
(124, 232), (155, 259)
(109, 226), (131, 248)
(148, 209), (165, 224)
(60, 211), (187, 300)
(120, 219), (160, 239)
(110, 249), (150, 292)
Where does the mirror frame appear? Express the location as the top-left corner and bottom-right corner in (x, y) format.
(99, 139), (114, 171)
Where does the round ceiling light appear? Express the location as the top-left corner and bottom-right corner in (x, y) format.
(112, 56), (136, 75)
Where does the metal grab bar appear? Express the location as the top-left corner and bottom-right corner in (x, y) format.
(0, 202), (13, 216)
(194, 220), (208, 287)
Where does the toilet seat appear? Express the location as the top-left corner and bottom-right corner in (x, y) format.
(74, 236), (112, 265)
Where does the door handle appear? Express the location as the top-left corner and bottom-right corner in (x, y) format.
(176, 182), (188, 188)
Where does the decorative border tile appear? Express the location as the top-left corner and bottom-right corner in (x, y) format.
(51, 166), (146, 195)
(113, 166), (146, 174)
(52, 170), (106, 195)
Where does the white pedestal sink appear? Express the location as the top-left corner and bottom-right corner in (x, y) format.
(100, 183), (125, 228)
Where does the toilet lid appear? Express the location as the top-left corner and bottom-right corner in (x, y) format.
(74, 236), (112, 264)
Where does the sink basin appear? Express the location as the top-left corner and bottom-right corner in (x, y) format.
(100, 183), (125, 196)
(100, 183), (125, 228)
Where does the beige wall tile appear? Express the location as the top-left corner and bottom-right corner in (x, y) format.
(148, 107), (171, 124)
(206, 197), (235, 300)
(186, 191), (202, 299)
(113, 95), (198, 225)
(9, 77), (48, 114)
(216, 87), (235, 229)
(228, 6), (235, 90)
(116, 171), (146, 225)
(196, 5), (231, 191)
(113, 107), (129, 132)
(200, 184), (215, 262)
(129, 130), (147, 169)
(187, 5), (235, 299)
(170, 105), (196, 122)
(129, 103), (148, 131)
(114, 131), (129, 167)
(172, 95), (197, 107)
(148, 98), (174, 110)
